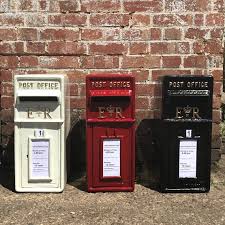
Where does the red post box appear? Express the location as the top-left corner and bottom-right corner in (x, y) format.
(86, 74), (135, 192)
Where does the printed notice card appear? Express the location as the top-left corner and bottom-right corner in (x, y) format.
(179, 139), (197, 178)
(103, 139), (120, 177)
(31, 140), (49, 179)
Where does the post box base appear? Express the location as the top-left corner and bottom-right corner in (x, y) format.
(88, 186), (134, 193)
(15, 186), (65, 193)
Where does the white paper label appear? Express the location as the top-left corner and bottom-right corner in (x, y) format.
(103, 139), (120, 177)
(34, 129), (44, 137)
(186, 129), (192, 138)
(31, 140), (49, 178)
(179, 139), (197, 178)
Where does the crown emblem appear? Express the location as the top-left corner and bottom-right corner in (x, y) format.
(183, 105), (192, 118)
(106, 105), (114, 117)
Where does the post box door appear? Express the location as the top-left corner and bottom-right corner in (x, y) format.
(161, 122), (211, 190)
(17, 123), (62, 188)
(91, 124), (133, 188)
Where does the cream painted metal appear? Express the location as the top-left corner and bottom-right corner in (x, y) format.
(14, 74), (70, 192)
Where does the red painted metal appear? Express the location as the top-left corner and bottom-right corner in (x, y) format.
(86, 74), (135, 192)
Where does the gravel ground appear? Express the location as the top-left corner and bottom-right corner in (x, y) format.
(1, 156), (225, 225)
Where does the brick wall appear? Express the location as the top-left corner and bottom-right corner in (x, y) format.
(0, 0), (224, 167)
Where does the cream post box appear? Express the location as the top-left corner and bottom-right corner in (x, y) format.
(14, 74), (70, 192)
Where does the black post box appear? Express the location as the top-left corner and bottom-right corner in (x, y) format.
(160, 75), (213, 192)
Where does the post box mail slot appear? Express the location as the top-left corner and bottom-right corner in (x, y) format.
(86, 74), (135, 192)
(160, 75), (213, 192)
(14, 74), (70, 192)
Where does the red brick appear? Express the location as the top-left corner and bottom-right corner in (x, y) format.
(212, 70), (223, 81)
(48, 14), (87, 26)
(131, 14), (151, 26)
(194, 14), (204, 26)
(26, 42), (46, 54)
(152, 70), (192, 81)
(150, 28), (161, 40)
(151, 43), (172, 54)
(59, 0), (80, 12)
(185, 28), (209, 39)
(124, 0), (162, 12)
(208, 55), (223, 68)
(67, 71), (86, 83)
(213, 0), (224, 12)
(19, 56), (38, 68)
(40, 29), (79, 41)
(165, 0), (209, 12)
(1, 83), (13, 96)
(129, 43), (149, 55)
(130, 70), (149, 82)
(18, 28), (38, 41)
(135, 110), (155, 121)
(122, 29), (151, 41)
(164, 28), (181, 40)
(81, 0), (120, 12)
(162, 56), (181, 68)
(0, 43), (13, 54)
(184, 56), (207, 68)
(26, 14), (46, 27)
(81, 29), (103, 40)
(206, 13), (224, 26)
(18, 0), (35, 11)
(90, 14), (130, 27)
(39, 56), (80, 69)
(213, 96), (221, 109)
(0, 109), (13, 121)
(0, 14), (24, 26)
(212, 110), (221, 123)
(153, 14), (192, 26)
(150, 97), (162, 110)
(0, 56), (19, 69)
(70, 97), (86, 109)
(211, 28), (224, 38)
(151, 42), (189, 54)
(39, 1), (47, 10)
(122, 56), (160, 69)
(153, 83), (162, 96)
(89, 43), (127, 55)
(1, 123), (14, 136)
(0, 29), (17, 41)
(15, 42), (25, 54)
(136, 84), (154, 96)
(80, 84), (86, 96)
(80, 56), (119, 69)
(136, 97), (150, 109)
(1, 96), (13, 109)
(214, 82), (222, 96)
(70, 83), (79, 96)
(0, 70), (12, 82)
(47, 42), (87, 55)
(205, 40), (223, 54)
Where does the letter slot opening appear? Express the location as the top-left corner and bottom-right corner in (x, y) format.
(19, 96), (58, 102)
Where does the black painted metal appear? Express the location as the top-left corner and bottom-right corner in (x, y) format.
(160, 75), (213, 192)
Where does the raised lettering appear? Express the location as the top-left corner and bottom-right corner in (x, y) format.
(98, 107), (106, 119)
(27, 108), (34, 119)
(192, 107), (201, 119)
(115, 107), (125, 119)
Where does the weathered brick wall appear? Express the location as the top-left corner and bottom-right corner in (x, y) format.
(0, 0), (224, 168)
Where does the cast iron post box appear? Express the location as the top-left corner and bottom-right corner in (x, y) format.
(86, 74), (135, 192)
(14, 74), (70, 192)
(160, 75), (213, 192)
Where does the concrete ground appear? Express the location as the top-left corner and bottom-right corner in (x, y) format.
(1, 156), (225, 225)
